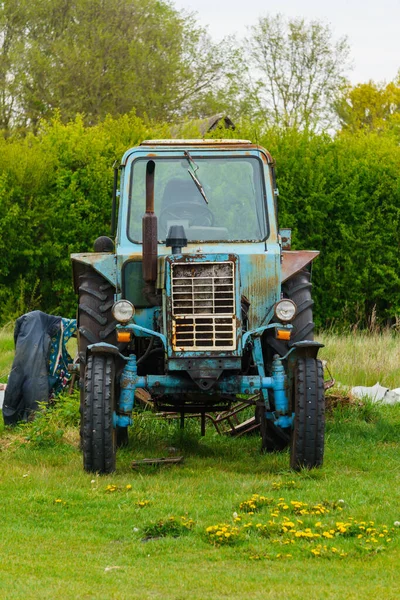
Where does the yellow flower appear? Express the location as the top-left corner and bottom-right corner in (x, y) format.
(126, 484), (132, 490)
(55, 499), (62, 503)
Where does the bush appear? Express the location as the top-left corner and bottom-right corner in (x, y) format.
(0, 116), (399, 327)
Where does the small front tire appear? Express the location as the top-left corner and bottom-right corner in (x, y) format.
(83, 354), (117, 474)
(290, 357), (325, 470)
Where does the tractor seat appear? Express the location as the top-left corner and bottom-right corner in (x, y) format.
(161, 178), (204, 210)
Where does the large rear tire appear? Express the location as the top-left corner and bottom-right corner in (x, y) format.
(77, 268), (117, 360)
(290, 357), (325, 470)
(284, 269), (314, 343)
(270, 269), (314, 357)
(257, 402), (291, 453)
(83, 354), (117, 474)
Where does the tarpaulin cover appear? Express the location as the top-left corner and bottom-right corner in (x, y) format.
(3, 311), (62, 425)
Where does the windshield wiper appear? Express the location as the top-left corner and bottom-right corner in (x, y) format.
(184, 151), (209, 205)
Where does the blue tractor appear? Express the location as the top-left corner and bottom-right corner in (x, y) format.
(71, 139), (324, 474)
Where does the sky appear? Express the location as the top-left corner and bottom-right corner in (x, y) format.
(174, 0), (400, 85)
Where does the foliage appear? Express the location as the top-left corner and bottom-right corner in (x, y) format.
(336, 76), (400, 134)
(245, 15), (350, 129)
(142, 516), (195, 539)
(0, 0), (227, 131)
(16, 391), (80, 446)
(0, 113), (399, 327)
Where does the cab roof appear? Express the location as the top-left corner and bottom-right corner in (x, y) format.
(121, 139), (273, 165)
(140, 139), (252, 145)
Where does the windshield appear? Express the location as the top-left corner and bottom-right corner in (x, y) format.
(128, 156), (268, 243)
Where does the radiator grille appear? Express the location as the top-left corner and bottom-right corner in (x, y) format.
(171, 262), (236, 351)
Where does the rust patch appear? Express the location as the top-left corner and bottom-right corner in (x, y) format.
(281, 251), (320, 283)
(242, 254), (278, 328)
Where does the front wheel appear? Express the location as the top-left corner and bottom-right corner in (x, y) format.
(83, 354), (117, 474)
(290, 357), (325, 470)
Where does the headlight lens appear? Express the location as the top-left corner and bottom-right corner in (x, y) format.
(274, 299), (296, 322)
(112, 300), (135, 323)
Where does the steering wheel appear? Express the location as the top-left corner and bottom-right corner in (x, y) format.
(159, 202), (215, 237)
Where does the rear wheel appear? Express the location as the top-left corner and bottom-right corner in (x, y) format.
(257, 401), (291, 452)
(290, 357), (325, 470)
(270, 269), (314, 356)
(83, 354), (117, 474)
(77, 268), (117, 360)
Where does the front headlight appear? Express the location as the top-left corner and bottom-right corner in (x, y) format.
(112, 300), (135, 323)
(274, 299), (296, 322)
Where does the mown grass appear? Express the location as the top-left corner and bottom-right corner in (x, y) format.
(1, 400), (400, 599)
(0, 329), (400, 598)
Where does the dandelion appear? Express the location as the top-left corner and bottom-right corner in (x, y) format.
(394, 522), (400, 527)
(54, 498), (62, 503)
(105, 484), (118, 493)
(126, 484), (132, 490)
(137, 500), (150, 508)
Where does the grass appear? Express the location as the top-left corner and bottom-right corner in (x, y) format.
(319, 330), (400, 389)
(0, 323), (14, 383)
(0, 329), (399, 598)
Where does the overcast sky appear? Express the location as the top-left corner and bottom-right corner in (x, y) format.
(174, 0), (399, 85)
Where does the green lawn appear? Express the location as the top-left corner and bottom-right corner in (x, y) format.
(0, 329), (400, 599)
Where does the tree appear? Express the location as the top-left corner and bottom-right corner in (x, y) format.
(0, 0), (228, 133)
(246, 14), (350, 130)
(336, 75), (400, 133)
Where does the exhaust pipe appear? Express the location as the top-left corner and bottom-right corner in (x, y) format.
(142, 160), (160, 305)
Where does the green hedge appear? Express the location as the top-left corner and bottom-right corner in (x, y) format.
(0, 116), (399, 327)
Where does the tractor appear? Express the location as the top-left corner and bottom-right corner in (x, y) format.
(71, 138), (324, 474)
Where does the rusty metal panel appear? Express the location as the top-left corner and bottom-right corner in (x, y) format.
(281, 251), (320, 283)
(239, 250), (280, 329)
